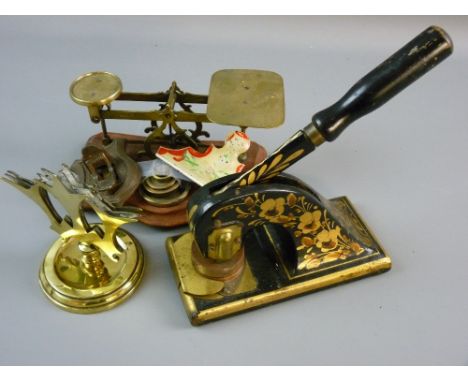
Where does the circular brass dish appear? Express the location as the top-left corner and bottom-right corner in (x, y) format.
(39, 227), (144, 314)
(70, 71), (122, 106)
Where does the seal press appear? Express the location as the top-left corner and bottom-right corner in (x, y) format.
(166, 26), (453, 324)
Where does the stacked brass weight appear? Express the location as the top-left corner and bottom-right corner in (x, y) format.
(1, 165), (144, 313)
(139, 175), (190, 207)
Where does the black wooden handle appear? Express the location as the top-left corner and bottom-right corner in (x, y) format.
(311, 26), (453, 141)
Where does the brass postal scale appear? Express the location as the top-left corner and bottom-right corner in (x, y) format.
(68, 69), (280, 227)
(1, 26), (453, 323)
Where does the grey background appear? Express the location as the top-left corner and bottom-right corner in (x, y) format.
(0, 16), (467, 365)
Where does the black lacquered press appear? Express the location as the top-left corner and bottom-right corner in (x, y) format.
(165, 26), (453, 325)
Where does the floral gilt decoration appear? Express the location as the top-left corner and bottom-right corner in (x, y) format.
(213, 192), (367, 272)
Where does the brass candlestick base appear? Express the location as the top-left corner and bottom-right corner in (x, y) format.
(39, 228), (144, 314)
(2, 165), (145, 313)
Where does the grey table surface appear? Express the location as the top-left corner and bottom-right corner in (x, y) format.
(0, 16), (467, 366)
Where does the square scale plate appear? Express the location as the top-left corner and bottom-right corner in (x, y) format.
(207, 69), (285, 128)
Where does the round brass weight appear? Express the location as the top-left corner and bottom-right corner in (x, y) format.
(39, 227), (144, 314)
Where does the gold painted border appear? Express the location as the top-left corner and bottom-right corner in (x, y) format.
(194, 256), (391, 325)
(167, 238), (391, 325)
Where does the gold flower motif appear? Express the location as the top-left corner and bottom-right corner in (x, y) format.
(301, 236), (315, 247)
(298, 211), (322, 234)
(245, 196), (255, 208)
(316, 228), (340, 252)
(350, 242), (364, 255)
(287, 193), (297, 207)
(298, 254), (321, 270)
(259, 197), (287, 223)
(323, 249), (350, 263)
